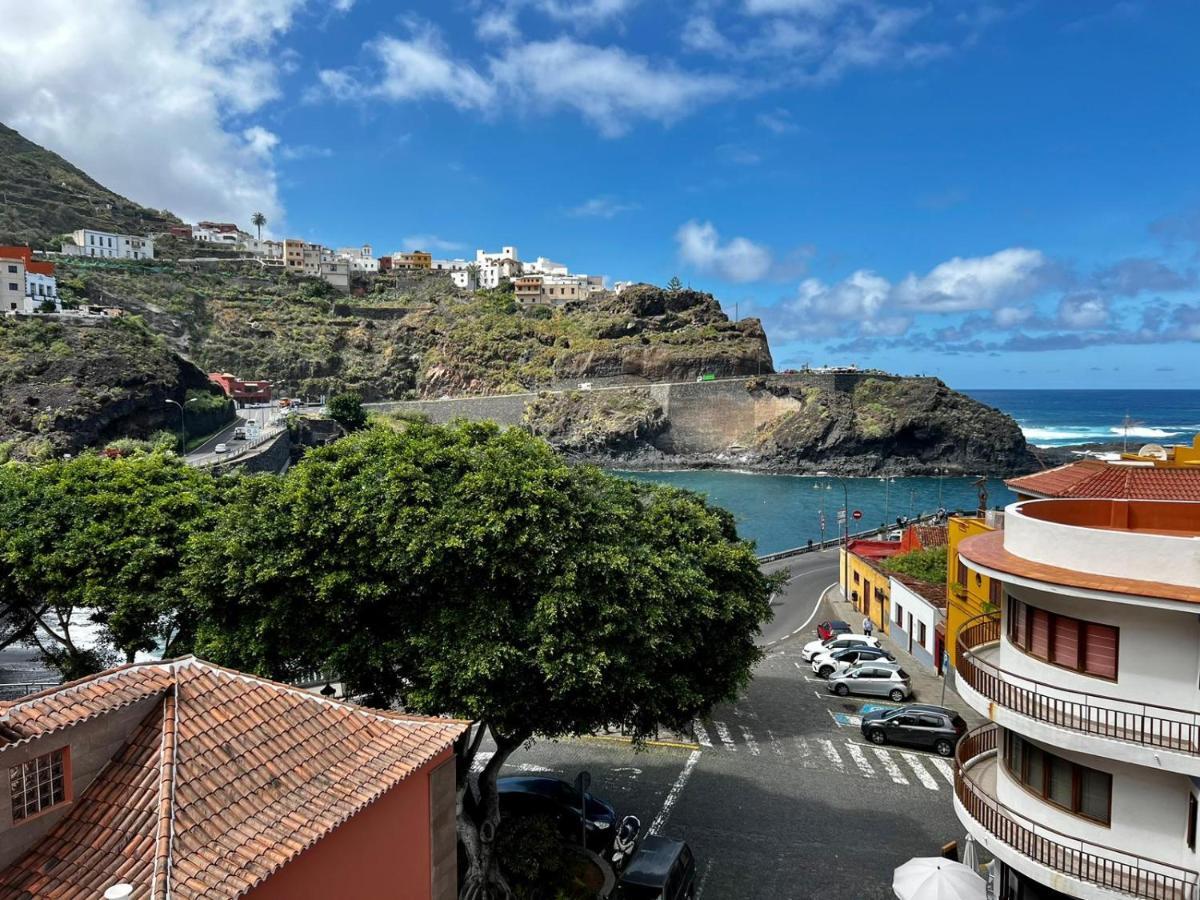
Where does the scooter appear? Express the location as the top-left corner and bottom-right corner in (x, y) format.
(610, 815), (642, 871)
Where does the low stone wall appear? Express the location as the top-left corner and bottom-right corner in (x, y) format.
(211, 429), (292, 474)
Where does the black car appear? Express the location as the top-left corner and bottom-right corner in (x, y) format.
(860, 704), (968, 757)
(813, 645), (896, 677)
(616, 835), (697, 900)
(497, 776), (617, 852)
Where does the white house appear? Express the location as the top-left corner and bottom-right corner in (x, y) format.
(336, 245), (379, 273)
(953, 497), (1200, 900)
(1, 256), (26, 314)
(524, 256), (568, 276)
(62, 229), (155, 260)
(431, 258), (470, 272)
(886, 576), (945, 674)
(23, 271), (60, 314)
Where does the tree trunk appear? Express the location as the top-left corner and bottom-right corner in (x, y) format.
(457, 725), (525, 899)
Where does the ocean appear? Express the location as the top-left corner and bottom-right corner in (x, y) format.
(967, 389), (1200, 450)
(619, 389), (1200, 555)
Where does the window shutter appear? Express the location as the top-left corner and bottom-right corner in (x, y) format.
(1052, 617), (1080, 669)
(1084, 623), (1118, 679)
(1030, 609), (1050, 659)
(1009, 598), (1026, 648)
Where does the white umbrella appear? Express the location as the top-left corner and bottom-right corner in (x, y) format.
(961, 835), (980, 875)
(893, 857), (987, 900)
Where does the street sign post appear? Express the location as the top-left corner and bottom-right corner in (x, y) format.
(852, 510), (863, 520)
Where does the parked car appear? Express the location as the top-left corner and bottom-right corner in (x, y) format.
(826, 663), (912, 701)
(232, 427), (247, 440)
(616, 835), (697, 900)
(861, 704), (967, 756)
(214, 442), (229, 453)
(810, 645), (895, 678)
(801, 634), (881, 662)
(497, 776), (617, 853)
(816, 620), (852, 641)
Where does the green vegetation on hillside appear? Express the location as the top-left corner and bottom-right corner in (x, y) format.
(524, 388), (665, 453)
(0, 123), (178, 248)
(882, 545), (948, 584)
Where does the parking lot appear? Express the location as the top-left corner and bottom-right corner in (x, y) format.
(495, 589), (971, 900)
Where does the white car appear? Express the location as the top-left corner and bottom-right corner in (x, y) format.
(800, 634), (881, 662)
(214, 442), (229, 453)
(810, 646), (895, 678)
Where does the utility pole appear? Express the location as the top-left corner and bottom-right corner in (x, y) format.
(818, 471), (850, 609)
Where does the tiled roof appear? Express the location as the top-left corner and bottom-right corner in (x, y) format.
(1005, 460), (1200, 501)
(847, 539), (902, 561)
(912, 524), (948, 549)
(0, 658), (469, 899)
(892, 574), (948, 609)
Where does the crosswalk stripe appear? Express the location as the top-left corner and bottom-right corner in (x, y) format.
(843, 742), (875, 778)
(713, 720), (737, 751)
(693, 719), (713, 748)
(739, 726), (761, 756)
(795, 737), (811, 760)
(930, 757), (955, 786)
(817, 738), (844, 772)
(901, 752), (939, 790)
(872, 747), (909, 784)
(765, 728), (785, 757)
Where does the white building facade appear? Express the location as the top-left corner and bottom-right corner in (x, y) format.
(62, 229), (155, 260)
(1, 257), (25, 313)
(336, 245), (379, 273)
(887, 576), (945, 674)
(953, 498), (1200, 900)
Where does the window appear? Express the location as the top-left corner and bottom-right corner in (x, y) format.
(1005, 732), (1111, 825)
(917, 714), (942, 728)
(10, 747), (69, 821)
(989, 579), (1003, 606)
(853, 571), (860, 584)
(1188, 792), (1198, 852)
(7, 283), (16, 292)
(1008, 598), (1119, 680)
(6, 265), (15, 274)
(917, 621), (927, 646)
(956, 561), (968, 587)
(895, 604), (904, 626)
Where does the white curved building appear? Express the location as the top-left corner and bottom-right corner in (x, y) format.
(953, 498), (1200, 900)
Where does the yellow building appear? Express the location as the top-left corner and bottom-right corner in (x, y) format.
(393, 251), (432, 270)
(840, 547), (893, 636)
(945, 514), (1003, 665)
(1119, 433), (1200, 467)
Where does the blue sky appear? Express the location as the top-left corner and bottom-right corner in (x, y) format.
(2, 1), (1199, 388)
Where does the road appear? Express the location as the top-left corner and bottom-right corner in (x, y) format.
(184, 405), (295, 466)
(758, 549), (840, 647)
(485, 551), (966, 899)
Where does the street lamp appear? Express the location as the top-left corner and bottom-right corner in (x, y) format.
(817, 471), (850, 613)
(164, 398), (198, 454)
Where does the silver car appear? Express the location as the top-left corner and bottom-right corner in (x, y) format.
(826, 663), (912, 702)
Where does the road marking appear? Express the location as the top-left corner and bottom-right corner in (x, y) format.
(930, 757), (956, 786)
(765, 728), (785, 757)
(649, 749), (702, 836)
(739, 726), (761, 756)
(844, 742), (875, 778)
(829, 711), (862, 728)
(611, 767), (643, 780)
(817, 738), (844, 772)
(693, 720), (713, 748)
(901, 752), (939, 790)
(795, 737), (811, 760)
(695, 859), (715, 900)
(510, 762), (557, 774)
(471, 750), (494, 774)
(713, 721), (737, 751)
(872, 748), (909, 785)
(798, 582), (838, 632)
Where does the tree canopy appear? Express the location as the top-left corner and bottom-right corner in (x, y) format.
(326, 391), (367, 431)
(188, 421), (774, 896)
(0, 452), (216, 677)
(881, 544), (948, 585)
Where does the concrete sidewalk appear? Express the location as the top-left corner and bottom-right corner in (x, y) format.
(825, 585), (987, 728)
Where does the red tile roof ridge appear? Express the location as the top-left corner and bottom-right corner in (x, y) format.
(152, 677), (179, 900)
(169, 657), (474, 731)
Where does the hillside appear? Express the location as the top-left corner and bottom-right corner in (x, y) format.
(0, 123), (178, 248)
(0, 315), (218, 460)
(59, 262), (775, 400)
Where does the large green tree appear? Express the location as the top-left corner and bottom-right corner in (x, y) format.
(189, 421), (774, 898)
(0, 452), (216, 678)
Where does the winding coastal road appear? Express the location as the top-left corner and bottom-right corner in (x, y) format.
(757, 548), (840, 647)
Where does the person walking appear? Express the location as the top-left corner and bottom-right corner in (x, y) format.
(862, 616), (874, 637)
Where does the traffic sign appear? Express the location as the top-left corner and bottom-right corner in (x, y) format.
(836, 509), (847, 523)
(852, 510), (863, 520)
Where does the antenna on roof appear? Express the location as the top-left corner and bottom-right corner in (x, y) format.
(1120, 413), (1144, 454)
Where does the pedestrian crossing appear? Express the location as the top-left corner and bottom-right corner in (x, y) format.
(693, 719), (955, 793)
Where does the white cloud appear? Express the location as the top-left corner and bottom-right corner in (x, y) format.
(676, 220), (773, 283)
(535, 0), (640, 23)
(279, 144), (335, 161)
(1057, 293), (1109, 329)
(744, 0), (850, 16)
(569, 196), (639, 218)
(489, 38), (736, 137)
(0, 1), (346, 226)
(757, 108), (800, 133)
(401, 234), (467, 253)
(893, 247), (1047, 312)
(322, 28), (736, 138)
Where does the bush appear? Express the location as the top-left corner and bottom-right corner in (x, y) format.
(328, 391), (367, 431)
(882, 545), (947, 584)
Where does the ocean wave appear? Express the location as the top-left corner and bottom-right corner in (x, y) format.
(1108, 426), (1179, 439)
(1021, 427), (1096, 441)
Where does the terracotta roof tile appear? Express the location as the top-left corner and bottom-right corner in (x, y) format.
(0, 658), (469, 898)
(1006, 460), (1200, 501)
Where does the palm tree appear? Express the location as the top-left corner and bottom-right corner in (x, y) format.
(251, 212), (266, 240)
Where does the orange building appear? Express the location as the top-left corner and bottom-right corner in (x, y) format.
(0, 657), (467, 899)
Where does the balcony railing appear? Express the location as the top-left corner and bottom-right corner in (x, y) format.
(956, 614), (1200, 755)
(956, 725), (1198, 900)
